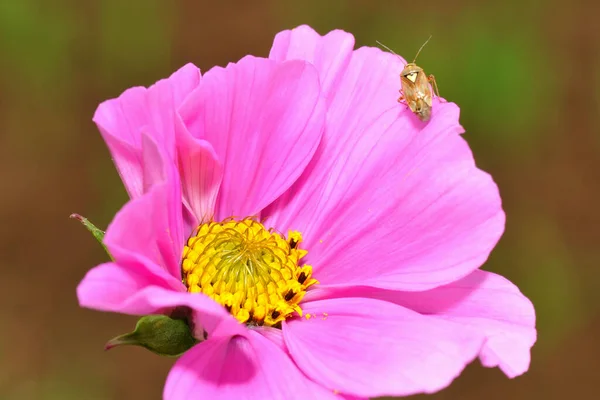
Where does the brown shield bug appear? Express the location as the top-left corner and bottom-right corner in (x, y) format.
(377, 36), (441, 122)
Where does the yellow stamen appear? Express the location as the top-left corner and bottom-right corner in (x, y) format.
(181, 218), (318, 327)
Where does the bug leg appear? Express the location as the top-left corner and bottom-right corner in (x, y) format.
(397, 90), (405, 104)
(428, 74), (443, 101)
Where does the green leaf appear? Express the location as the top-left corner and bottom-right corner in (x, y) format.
(70, 213), (112, 260)
(105, 315), (198, 357)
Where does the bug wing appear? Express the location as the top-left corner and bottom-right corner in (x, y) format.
(400, 75), (419, 112)
(415, 71), (433, 107)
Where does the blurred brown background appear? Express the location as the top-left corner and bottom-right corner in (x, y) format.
(1, 0), (599, 399)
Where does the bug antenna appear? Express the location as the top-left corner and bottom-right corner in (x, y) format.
(412, 35), (432, 63)
(375, 40), (400, 57)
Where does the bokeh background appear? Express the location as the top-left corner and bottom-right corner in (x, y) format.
(1, 0), (598, 399)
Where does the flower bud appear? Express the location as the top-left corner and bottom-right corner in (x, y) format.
(104, 315), (198, 357)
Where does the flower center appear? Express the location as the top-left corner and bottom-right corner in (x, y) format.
(181, 218), (318, 327)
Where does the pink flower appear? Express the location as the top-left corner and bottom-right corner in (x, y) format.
(78, 25), (536, 399)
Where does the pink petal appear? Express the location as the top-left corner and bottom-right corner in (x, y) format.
(308, 269), (535, 377)
(179, 56), (326, 221)
(316, 124), (504, 291)
(168, 63), (203, 105)
(264, 46), (503, 291)
(94, 63), (201, 198)
(120, 287), (244, 339)
(252, 326), (367, 400)
(78, 266), (241, 339)
(97, 136), (144, 199)
(77, 262), (168, 311)
(103, 135), (185, 284)
(175, 116), (222, 227)
(284, 297), (484, 398)
(101, 193), (180, 290)
(400, 270), (536, 377)
(269, 25), (355, 102)
(164, 330), (340, 400)
(263, 46), (410, 239)
(77, 264), (240, 338)
(252, 326), (287, 354)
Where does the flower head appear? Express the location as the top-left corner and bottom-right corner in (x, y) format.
(78, 25), (536, 399)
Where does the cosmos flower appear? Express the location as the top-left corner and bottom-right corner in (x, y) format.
(77, 25), (536, 399)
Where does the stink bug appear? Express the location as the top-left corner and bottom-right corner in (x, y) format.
(377, 36), (441, 122)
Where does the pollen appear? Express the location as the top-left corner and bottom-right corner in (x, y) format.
(181, 218), (318, 327)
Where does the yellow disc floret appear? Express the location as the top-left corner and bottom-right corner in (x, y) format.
(181, 218), (318, 327)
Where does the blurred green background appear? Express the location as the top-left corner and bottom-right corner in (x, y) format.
(1, 0), (598, 399)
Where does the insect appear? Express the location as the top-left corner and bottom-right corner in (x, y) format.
(377, 36), (441, 122)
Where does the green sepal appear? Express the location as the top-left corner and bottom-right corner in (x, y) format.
(70, 213), (113, 260)
(104, 315), (199, 357)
